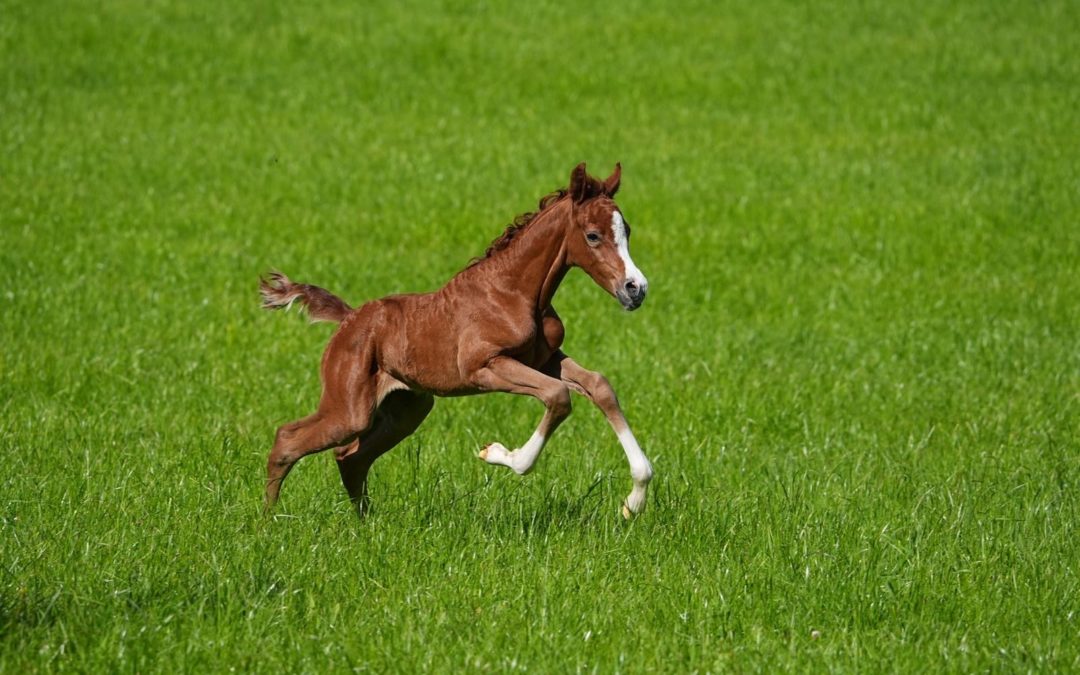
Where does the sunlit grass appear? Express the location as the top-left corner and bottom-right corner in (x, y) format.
(2, 0), (1079, 671)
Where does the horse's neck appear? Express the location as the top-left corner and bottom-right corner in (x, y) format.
(490, 200), (571, 310)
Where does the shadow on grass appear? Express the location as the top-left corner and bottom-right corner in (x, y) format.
(0, 588), (64, 631)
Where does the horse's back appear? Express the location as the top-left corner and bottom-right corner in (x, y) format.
(329, 282), (564, 396)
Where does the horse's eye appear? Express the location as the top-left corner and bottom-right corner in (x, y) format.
(586, 232), (601, 244)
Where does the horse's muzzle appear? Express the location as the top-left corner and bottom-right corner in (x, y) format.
(617, 278), (648, 311)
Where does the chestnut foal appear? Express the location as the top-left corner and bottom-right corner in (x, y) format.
(260, 163), (653, 519)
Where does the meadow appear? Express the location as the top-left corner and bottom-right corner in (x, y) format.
(2, 0), (1079, 671)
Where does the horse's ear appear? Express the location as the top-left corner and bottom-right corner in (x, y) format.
(570, 162), (591, 203)
(570, 162), (603, 204)
(603, 162), (621, 197)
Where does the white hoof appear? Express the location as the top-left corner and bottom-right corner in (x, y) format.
(622, 484), (648, 519)
(479, 442), (537, 475)
(480, 442), (509, 464)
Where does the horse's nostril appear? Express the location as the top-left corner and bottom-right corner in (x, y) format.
(624, 280), (638, 293)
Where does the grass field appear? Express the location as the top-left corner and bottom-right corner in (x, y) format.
(3, 0), (1080, 671)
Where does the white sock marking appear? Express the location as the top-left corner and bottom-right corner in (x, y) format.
(617, 426), (653, 485)
(511, 430), (546, 474)
(484, 431), (546, 475)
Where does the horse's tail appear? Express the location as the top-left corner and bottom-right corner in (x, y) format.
(259, 272), (352, 324)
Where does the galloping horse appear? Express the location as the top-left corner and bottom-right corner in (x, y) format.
(259, 162), (654, 519)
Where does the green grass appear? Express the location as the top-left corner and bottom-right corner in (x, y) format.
(3, 0), (1079, 671)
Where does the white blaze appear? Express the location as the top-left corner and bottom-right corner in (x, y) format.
(612, 211), (648, 293)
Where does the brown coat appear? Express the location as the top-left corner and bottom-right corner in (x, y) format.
(259, 163), (654, 519)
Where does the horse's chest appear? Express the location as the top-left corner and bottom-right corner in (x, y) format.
(517, 312), (565, 368)
(541, 313), (565, 352)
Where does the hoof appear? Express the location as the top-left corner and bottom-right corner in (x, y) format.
(478, 445), (489, 461)
(621, 502), (634, 520)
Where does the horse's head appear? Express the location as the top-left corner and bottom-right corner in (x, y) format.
(564, 162), (649, 311)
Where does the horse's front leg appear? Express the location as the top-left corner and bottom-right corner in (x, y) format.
(471, 356), (572, 475)
(543, 351), (654, 519)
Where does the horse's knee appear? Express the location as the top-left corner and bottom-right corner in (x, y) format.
(273, 424), (293, 447)
(545, 385), (572, 419)
(271, 413), (352, 466)
(270, 427), (295, 461)
(273, 416), (313, 446)
(268, 446), (296, 469)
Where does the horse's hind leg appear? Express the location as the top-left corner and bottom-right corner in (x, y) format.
(264, 411), (363, 512)
(264, 308), (384, 514)
(335, 391), (434, 516)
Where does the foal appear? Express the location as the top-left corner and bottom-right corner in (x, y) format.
(260, 162), (654, 518)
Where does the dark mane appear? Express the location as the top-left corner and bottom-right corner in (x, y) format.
(468, 188), (568, 268)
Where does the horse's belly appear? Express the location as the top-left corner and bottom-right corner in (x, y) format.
(385, 345), (471, 396)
